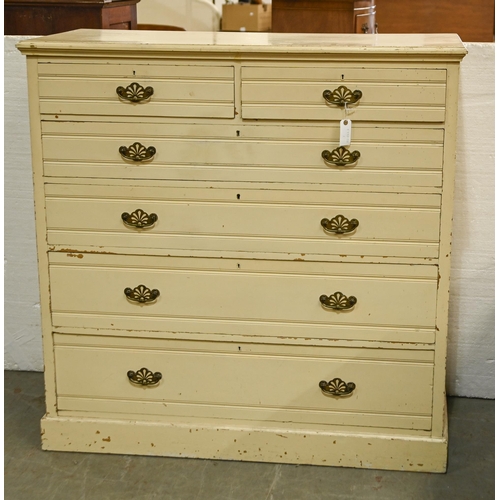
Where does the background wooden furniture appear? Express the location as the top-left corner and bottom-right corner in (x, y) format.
(136, 24), (186, 31)
(376, 0), (494, 42)
(271, 0), (494, 42)
(4, 0), (140, 35)
(272, 0), (376, 34)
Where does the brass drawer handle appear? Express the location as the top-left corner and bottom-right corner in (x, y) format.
(124, 284), (160, 303)
(122, 209), (158, 229)
(322, 146), (361, 167)
(119, 142), (156, 162)
(319, 377), (356, 397)
(127, 367), (162, 386)
(321, 215), (359, 235)
(116, 82), (154, 102)
(320, 292), (357, 311)
(323, 85), (362, 106)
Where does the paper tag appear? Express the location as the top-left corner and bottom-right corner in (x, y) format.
(340, 119), (352, 147)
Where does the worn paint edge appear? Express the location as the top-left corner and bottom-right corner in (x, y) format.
(41, 415), (447, 473)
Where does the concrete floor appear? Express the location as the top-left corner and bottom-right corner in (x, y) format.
(5, 371), (494, 500)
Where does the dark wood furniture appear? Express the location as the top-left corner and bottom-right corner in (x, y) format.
(137, 24), (186, 31)
(271, 0), (494, 42)
(272, 0), (376, 34)
(4, 0), (140, 35)
(376, 0), (494, 42)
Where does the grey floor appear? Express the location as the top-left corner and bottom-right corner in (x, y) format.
(5, 371), (494, 500)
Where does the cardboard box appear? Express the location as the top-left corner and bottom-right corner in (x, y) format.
(222, 4), (272, 32)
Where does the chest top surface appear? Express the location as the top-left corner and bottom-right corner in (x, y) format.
(17, 29), (466, 59)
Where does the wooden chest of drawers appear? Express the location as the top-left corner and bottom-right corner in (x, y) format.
(18, 30), (466, 472)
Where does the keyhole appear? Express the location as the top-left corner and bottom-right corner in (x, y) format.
(237, 194), (241, 200)
(341, 74), (344, 80)
(236, 130), (240, 137)
(238, 346), (241, 351)
(133, 70), (136, 76)
(237, 263), (241, 268)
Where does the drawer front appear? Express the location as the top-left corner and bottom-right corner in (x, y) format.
(54, 335), (434, 430)
(38, 63), (235, 119)
(41, 121), (444, 188)
(49, 254), (438, 333)
(241, 66), (447, 122)
(45, 184), (441, 259)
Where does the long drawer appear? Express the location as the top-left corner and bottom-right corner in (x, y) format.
(49, 253), (438, 337)
(41, 121), (444, 188)
(54, 334), (434, 430)
(37, 62), (235, 119)
(45, 184), (441, 259)
(241, 66), (447, 122)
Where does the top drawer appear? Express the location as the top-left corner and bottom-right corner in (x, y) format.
(241, 66), (447, 122)
(37, 62), (235, 119)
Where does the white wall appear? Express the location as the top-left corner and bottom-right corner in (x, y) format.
(4, 36), (44, 372)
(4, 36), (495, 398)
(447, 43), (495, 399)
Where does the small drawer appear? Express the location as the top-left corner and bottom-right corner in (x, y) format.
(37, 62), (235, 119)
(241, 66), (447, 122)
(49, 253), (438, 336)
(41, 121), (444, 188)
(54, 335), (434, 430)
(45, 184), (441, 259)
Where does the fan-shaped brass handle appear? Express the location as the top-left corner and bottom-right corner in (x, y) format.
(127, 368), (162, 386)
(319, 377), (356, 397)
(322, 146), (361, 167)
(124, 285), (160, 303)
(116, 82), (154, 102)
(119, 142), (156, 162)
(122, 209), (158, 229)
(321, 215), (359, 235)
(320, 292), (357, 311)
(323, 85), (362, 105)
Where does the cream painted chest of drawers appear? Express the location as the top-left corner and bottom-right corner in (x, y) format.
(18, 30), (466, 472)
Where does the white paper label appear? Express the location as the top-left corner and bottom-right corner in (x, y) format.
(340, 119), (351, 147)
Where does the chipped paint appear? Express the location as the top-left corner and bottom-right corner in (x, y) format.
(58, 248), (117, 255)
(66, 253), (84, 259)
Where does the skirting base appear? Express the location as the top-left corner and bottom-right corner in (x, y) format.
(41, 415), (447, 472)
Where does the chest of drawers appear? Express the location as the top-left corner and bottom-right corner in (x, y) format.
(18, 30), (466, 472)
